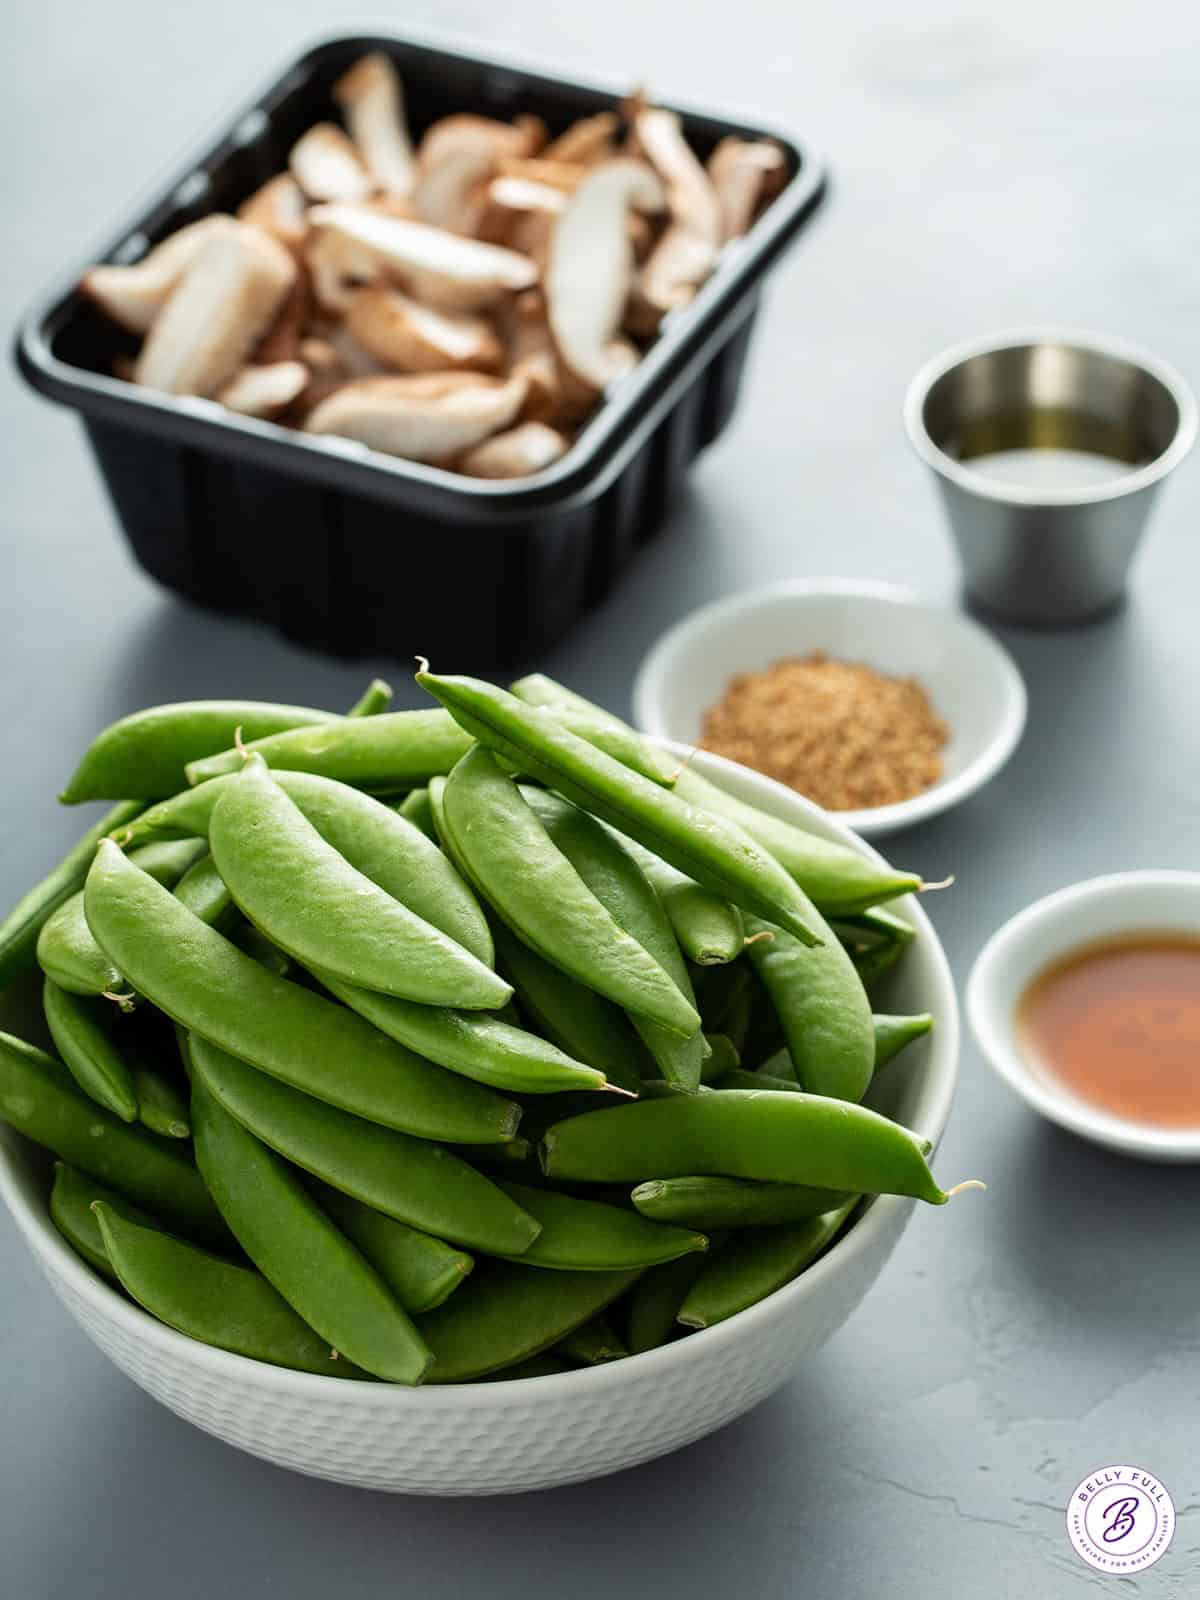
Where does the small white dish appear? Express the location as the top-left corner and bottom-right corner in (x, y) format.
(967, 871), (1200, 1162)
(632, 579), (1027, 838)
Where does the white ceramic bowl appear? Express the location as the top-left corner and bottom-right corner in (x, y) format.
(633, 580), (1027, 838)
(967, 871), (1200, 1162)
(0, 747), (959, 1494)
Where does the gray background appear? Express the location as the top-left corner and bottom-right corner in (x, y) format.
(3, 1), (1199, 1595)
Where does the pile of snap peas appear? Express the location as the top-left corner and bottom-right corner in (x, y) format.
(0, 670), (979, 1385)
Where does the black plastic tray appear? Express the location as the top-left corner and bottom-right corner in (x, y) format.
(15, 29), (826, 667)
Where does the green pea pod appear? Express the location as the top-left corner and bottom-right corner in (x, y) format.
(0, 1030), (227, 1244)
(397, 787), (437, 840)
(510, 676), (678, 786)
(713, 1067), (796, 1093)
(208, 759), (507, 1009)
(697, 1034), (740, 1084)
(622, 838), (744, 966)
(542, 1091), (967, 1203)
(873, 1013), (934, 1070)
(130, 1057), (190, 1139)
(346, 679), (393, 718)
(695, 960), (753, 1050)
(232, 923), (293, 978)
(50, 1162), (160, 1280)
(0, 800), (143, 988)
(93, 1201), (370, 1378)
(311, 1183), (473, 1313)
(60, 701), (340, 804)
(631, 1175), (850, 1230)
(417, 673), (821, 947)
(315, 972), (608, 1095)
(37, 837), (209, 998)
(624, 1256), (708, 1354)
(417, 1259), (643, 1382)
(492, 1180), (707, 1270)
(119, 770), (492, 967)
(743, 911), (874, 1103)
(184, 709), (472, 789)
(850, 938), (910, 989)
(677, 1200), (859, 1328)
(442, 749), (701, 1038)
(556, 1313), (627, 1364)
(172, 853), (237, 933)
(84, 843), (518, 1144)
(836, 904), (917, 946)
(520, 787), (706, 1091)
(509, 674), (632, 731)
(42, 979), (139, 1121)
(188, 1034), (539, 1257)
(489, 920), (648, 1093)
(670, 766), (923, 916)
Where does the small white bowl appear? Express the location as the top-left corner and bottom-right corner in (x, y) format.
(0, 745), (959, 1495)
(632, 579), (1027, 838)
(967, 871), (1200, 1162)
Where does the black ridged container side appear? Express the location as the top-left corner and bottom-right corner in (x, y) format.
(17, 32), (825, 669)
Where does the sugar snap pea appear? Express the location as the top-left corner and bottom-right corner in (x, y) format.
(417, 673), (821, 947)
(491, 1180), (707, 1270)
(172, 853), (236, 933)
(442, 748), (700, 1038)
(713, 1067), (798, 1093)
(0, 1030), (227, 1244)
(695, 960), (753, 1051)
(417, 1259), (643, 1382)
(624, 1255), (708, 1354)
(743, 910), (875, 1103)
(192, 1077), (430, 1383)
(185, 708), (473, 789)
(37, 837), (208, 998)
(670, 766), (922, 915)
(315, 973), (608, 1095)
(510, 675), (677, 785)
(557, 1313), (627, 1364)
(542, 1091), (971, 1204)
(697, 1034), (740, 1084)
(85, 842), (517, 1142)
(677, 1200), (859, 1328)
(873, 1013), (934, 1069)
(311, 1183), (472, 1313)
(93, 1201), (370, 1378)
(130, 1054), (190, 1139)
(60, 701), (338, 804)
(521, 787), (706, 1091)
(0, 800), (143, 988)
(50, 1162), (161, 1280)
(346, 678), (393, 718)
(42, 979), (138, 1121)
(397, 787), (437, 840)
(232, 923), (293, 977)
(631, 1175), (850, 1230)
(189, 1034), (539, 1256)
(209, 759), (507, 1008)
(622, 837), (744, 966)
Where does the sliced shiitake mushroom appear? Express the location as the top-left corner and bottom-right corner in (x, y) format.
(418, 113), (543, 172)
(457, 421), (568, 477)
(135, 224), (297, 396)
(545, 160), (665, 392)
(218, 360), (309, 417)
(347, 286), (503, 374)
(253, 269), (312, 363)
(632, 106), (722, 319)
(238, 174), (309, 254)
(706, 136), (787, 241)
(305, 225), (380, 314)
(412, 148), (495, 236)
(304, 372), (527, 462)
(289, 123), (372, 204)
(333, 52), (416, 198)
(79, 215), (239, 335)
(497, 156), (590, 193)
(542, 112), (620, 166)
(308, 204), (537, 311)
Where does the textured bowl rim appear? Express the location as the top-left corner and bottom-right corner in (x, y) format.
(631, 578), (1027, 838)
(0, 744), (960, 1403)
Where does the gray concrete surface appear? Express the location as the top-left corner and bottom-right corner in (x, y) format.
(3, 2), (1199, 1595)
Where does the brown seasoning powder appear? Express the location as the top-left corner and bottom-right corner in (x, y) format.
(699, 652), (948, 810)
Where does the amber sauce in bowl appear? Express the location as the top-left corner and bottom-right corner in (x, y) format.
(1018, 934), (1200, 1128)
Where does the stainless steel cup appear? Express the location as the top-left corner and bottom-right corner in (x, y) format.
(904, 328), (1197, 624)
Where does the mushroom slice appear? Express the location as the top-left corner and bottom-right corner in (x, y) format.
(218, 360), (309, 417)
(706, 136), (787, 240)
(254, 268), (311, 362)
(298, 336), (341, 374)
(632, 106), (722, 313)
(304, 372), (527, 462)
(545, 160), (666, 392)
(308, 205), (537, 311)
(542, 112), (620, 166)
(418, 114), (542, 172)
(305, 225), (379, 313)
(458, 421), (568, 478)
(497, 156), (590, 193)
(289, 123), (372, 203)
(79, 215), (238, 334)
(347, 286), (503, 374)
(487, 175), (567, 218)
(333, 52), (416, 198)
(237, 174), (309, 253)
(411, 148), (495, 235)
(135, 224), (297, 397)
